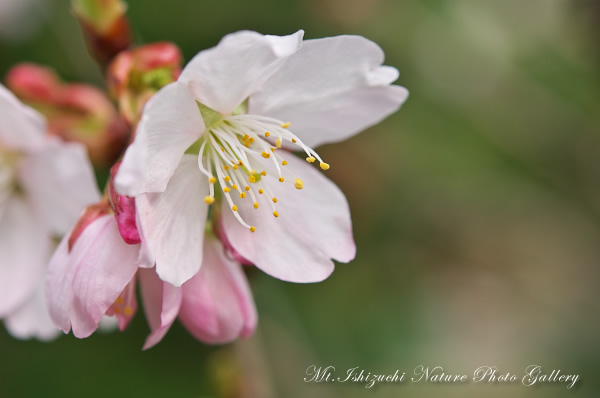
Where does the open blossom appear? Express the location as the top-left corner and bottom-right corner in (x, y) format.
(45, 206), (257, 348)
(0, 83), (100, 340)
(115, 30), (408, 286)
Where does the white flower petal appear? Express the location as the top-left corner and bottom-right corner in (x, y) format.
(115, 82), (205, 196)
(221, 154), (355, 283)
(18, 138), (101, 236)
(179, 30), (304, 114)
(250, 35), (409, 147)
(0, 196), (48, 317)
(136, 155), (209, 287)
(5, 277), (59, 341)
(0, 83), (46, 151)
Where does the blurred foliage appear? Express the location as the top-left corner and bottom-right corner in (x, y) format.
(1, 0), (599, 397)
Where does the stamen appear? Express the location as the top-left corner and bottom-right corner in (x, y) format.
(196, 113), (331, 232)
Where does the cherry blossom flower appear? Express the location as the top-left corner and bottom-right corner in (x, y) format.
(45, 208), (257, 348)
(115, 30), (408, 286)
(0, 83), (100, 340)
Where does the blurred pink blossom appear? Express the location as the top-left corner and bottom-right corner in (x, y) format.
(0, 83), (100, 340)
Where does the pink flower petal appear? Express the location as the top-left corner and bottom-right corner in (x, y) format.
(179, 238), (257, 344)
(45, 215), (139, 337)
(139, 268), (182, 349)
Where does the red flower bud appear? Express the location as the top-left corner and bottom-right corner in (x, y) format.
(5, 63), (130, 166)
(108, 161), (141, 245)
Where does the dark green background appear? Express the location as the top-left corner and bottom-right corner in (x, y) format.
(1, 0), (599, 397)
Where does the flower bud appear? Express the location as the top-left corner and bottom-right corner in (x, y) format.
(6, 63), (130, 166)
(106, 42), (182, 124)
(108, 161), (141, 245)
(68, 202), (111, 252)
(72, 0), (132, 66)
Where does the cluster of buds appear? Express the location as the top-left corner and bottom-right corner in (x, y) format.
(107, 42), (182, 124)
(6, 64), (129, 166)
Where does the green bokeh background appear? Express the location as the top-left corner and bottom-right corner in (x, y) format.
(1, 0), (599, 397)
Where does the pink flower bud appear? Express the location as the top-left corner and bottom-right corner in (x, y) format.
(108, 161), (141, 245)
(72, 0), (132, 66)
(5, 63), (60, 103)
(68, 202), (111, 252)
(106, 42), (182, 124)
(5, 63), (130, 166)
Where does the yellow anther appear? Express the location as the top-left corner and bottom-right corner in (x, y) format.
(209, 176), (217, 183)
(253, 202), (259, 209)
(320, 162), (330, 170)
(238, 161), (244, 166)
(249, 137), (254, 143)
(232, 184), (238, 190)
(271, 147), (276, 152)
(244, 142), (250, 148)
(233, 164), (238, 170)
(272, 197), (278, 203)
(250, 226), (256, 232)
(276, 138), (282, 148)
(260, 171), (267, 176)
(224, 187), (231, 193)
(249, 175), (256, 183)
(258, 189), (264, 194)
(232, 205), (238, 211)
(278, 177), (285, 182)
(261, 151), (271, 158)
(280, 122), (291, 128)
(265, 132), (270, 137)
(273, 211), (279, 217)
(116, 296), (124, 305)
(292, 139), (297, 143)
(294, 179), (303, 190)
(204, 196), (215, 204)
(282, 160), (288, 166)
(243, 134), (249, 141)
(220, 147), (225, 152)
(306, 156), (316, 163)
(245, 186), (250, 191)
(240, 192), (246, 198)
(123, 306), (134, 316)
(224, 165), (229, 171)
(224, 176), (231, 182)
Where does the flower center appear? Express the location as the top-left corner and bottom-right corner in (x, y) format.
(195, 113), (330, 232)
